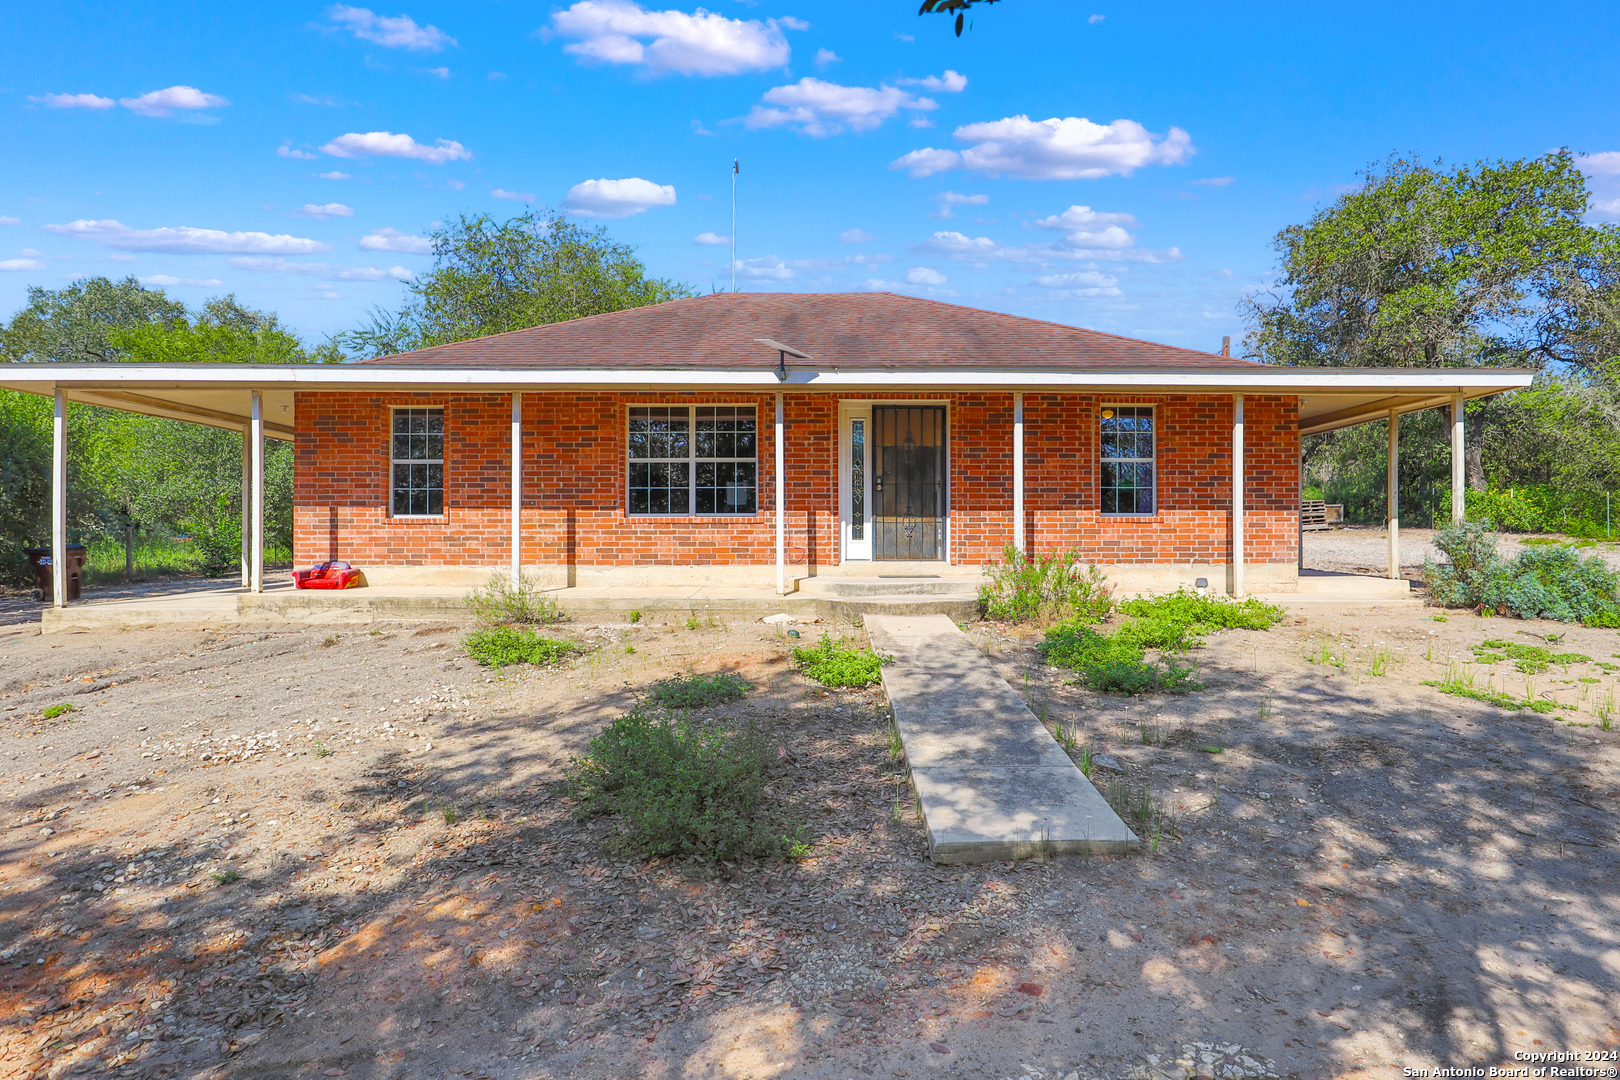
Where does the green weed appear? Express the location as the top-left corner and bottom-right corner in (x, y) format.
(211, 869), (242, 885)
(628, 610), (642, 624)
(978, 545), (1114, 625)
(465, 569), (568, 628)
(646, 671), (751, 710)
(685, 615), (702, 631)
(792, 634), (890, 688)
(1368, 644), (1394, 677)
(462, 626), (572, 668)
(313, 742), (332, 757)
(565, 706), (809, 860)
(41, 702), (76, 720)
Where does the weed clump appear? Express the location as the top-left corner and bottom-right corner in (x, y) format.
(466, 569), (568, 628)
(1426, 520), (1620, 624)
(42, 702), (77, 720)
(462, 626), (572, 668)
(793, 634), (889, 688)
(1042, 589), (1282, 695)
(1471, 638), (1591, 674)
(565, 706), (809, 860)
(647, 671), (750, 709)
(978, 545), (1114, 624)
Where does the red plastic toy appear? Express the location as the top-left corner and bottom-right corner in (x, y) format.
(291, 561), (363, 590)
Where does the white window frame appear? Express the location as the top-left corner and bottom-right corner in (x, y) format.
(389, 406), (445, 518)
(1099, 403), (1157, 516)
(626, 404), (759, 517)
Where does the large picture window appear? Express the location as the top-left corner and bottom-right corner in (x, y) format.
(1100, 405), (1154, 515)
(391, 408), (444, 516)
(628, 405), (757, 516)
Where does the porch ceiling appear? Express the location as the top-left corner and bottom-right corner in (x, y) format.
(0, 362), (1532, 438)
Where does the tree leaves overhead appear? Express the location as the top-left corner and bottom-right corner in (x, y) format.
(338, 209), (693, 358)
(0, 276), (186, 364)
(917, 0), (1000, 37)
(1244, 151), (1617, 371)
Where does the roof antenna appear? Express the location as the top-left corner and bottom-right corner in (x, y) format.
(1221, 335), (1231, 357)
(731, 158), (739, 294)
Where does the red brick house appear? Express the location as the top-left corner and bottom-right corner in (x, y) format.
(2, 292), (1531, 605)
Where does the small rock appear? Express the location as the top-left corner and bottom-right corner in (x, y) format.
(39, 828), (53, 838)
(1017, 982), (1043, 996)
(762, 614), (798, 625)
(1092, 755), (1125, 772)
(930, 1042), (950, 1054)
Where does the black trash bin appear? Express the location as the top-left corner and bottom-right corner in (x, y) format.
(24, 545), (87, 603)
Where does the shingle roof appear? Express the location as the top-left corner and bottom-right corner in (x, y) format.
(359, 292), (1256, 371)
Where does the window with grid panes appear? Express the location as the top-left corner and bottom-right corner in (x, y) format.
(628, 405), (757, 515)
(1099, 405), (1155, 514)
(391, 408), (444, 516)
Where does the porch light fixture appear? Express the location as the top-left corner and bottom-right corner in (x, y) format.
(753, 338), (811, 382)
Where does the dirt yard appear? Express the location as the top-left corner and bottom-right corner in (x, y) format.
(1, 596), (1617, 1080)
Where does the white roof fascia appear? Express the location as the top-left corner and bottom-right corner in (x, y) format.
(0, 363), (1534, 395)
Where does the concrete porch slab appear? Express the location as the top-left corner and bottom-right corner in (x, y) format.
(865, 613), (1138, 864)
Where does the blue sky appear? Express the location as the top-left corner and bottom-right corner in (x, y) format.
(3, 1), (1618, 353)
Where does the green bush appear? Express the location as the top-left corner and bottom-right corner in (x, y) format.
(978, 545), (1114, 624)
(1114, 591), (1286, 651)
(565, 706), (809, 860)
(1426, 520), (1620, 623)
(1040, 622), (1202, 695)
(1438, 484), (1614, 537)
(466, 569), (568, 627)
(462, 626), (572, 668)
(647, 671), (751, 709)
(792, 634), (889, 688)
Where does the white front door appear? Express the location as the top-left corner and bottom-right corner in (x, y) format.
(840, 404), (873, 561)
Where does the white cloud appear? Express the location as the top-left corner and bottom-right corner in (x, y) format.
(326, 5), (456, 50)
(319, 170), (351, 180)
(320, 131), (472, 163)
(563, 177), (676, 218)
(228, 256), (413, 281)
(19, 249), (42, 256)
(45, 219), (330, 255)
(897, 70), (967, 93)
(814, 47), (840, 66)
(894, 31), (914, 42)
(423, 66), (451, 78)
(693, 232), (730, 245)
(929, 190), (988, 218)
(1580, 151), (1620, 176)
(137, 274), (225, 287)
(488, 71), (507, 81)
(1033, 204), (1139, 249)
(291, 93), (346, 106)
(1593, 197), (1620, 218)
(278, 145), (318, 160)
(917, 230), (1020, 260)
(905, 266), (947, 286)
(120, 86), (230, 118)
(892, 115), (1194, 180)
(297, 202), (355, 219)
(360, 227), (433, 254)
(736, 256), (794, 281)
(0, 259), (43, 272)
(546, 0), (794, 76)
(28, 92), (115, 110)
(1190, 175), (1233, 187)
(1034, 269), (1120, 296)
(0, 217), (18, 226)
(1088, 13), (1104, 23)
(492, 188), (536, 202)
(839, 228), (874, 243)
(743, 77), (936, 137)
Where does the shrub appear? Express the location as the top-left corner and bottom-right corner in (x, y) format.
(1040, 622), (1202, 695)
(648, 671), (751, 709)
(565, 706), (809, 860)
(462, 626), (572, 668)
(1426, 521), (1620, 623)
(978, 545), (1114, 624)
(792, 634), (890, 688)
(465, 569), (568, 627)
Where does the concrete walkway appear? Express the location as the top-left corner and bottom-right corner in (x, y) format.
(864, 613), (1138, 865)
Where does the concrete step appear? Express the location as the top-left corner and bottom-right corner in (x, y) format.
(1295, 572), (1411, 595)
(806, 577), (980, 597)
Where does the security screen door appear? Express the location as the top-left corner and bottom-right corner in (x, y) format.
(873, 406), (946, 560)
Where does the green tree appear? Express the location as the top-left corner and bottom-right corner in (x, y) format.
(0, 276), (186, 363)
(338, 209), (692, 357)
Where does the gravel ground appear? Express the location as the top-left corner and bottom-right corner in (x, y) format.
(1, 604), (1617, 1080)
(1304, 527), (1620, 576)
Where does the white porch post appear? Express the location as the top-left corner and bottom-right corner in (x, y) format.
(1388, 409), (1400, 580)
(1451, 395), (1465, 524)
(250, 390), (265, 593)
(1013, 392), (1025, 553)
(240, 427), (252, 588)
(775, 392), (785, 596)
(51, 387), (67, 608)
(511, 392), (522, 583)
(1232, 394), (1245, 597)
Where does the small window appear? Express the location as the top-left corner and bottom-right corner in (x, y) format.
(391, 408), (444, 516)
(1100, 405), (1154, 515)
(628, 405), (757, 516)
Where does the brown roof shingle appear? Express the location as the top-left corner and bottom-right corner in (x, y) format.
(358, 292), (1256, 371)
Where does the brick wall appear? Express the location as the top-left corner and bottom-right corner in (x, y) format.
(293, 390), (1298, 568)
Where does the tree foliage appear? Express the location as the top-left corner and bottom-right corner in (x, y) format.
(1, 276), (186, 364)
(337, 209), (692, 358)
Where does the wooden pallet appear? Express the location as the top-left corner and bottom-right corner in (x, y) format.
(1301, 499), (1344, 531)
